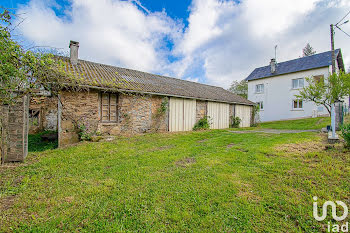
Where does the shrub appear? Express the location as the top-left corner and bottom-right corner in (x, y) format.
(193, 116), (210, 131)
(341, 123), (350, 147)
(77, 123), (93, 141)
(230, 116), (241, 128)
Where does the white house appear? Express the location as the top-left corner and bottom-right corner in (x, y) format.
(246, 49), (346, 122)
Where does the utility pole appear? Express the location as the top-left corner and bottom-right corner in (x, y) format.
(330, 24), (336, 74)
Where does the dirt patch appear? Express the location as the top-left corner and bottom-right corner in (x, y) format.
(236, 182), (261, 202)
(227, 143), (236, 148)
(12, 176), (23, 187)
(0, 195), (15, 211)
(64, 196), (74, 203)
(197, 139), (208, 143)
(275, 140), (324, 154)
(175, 157), (196, 167)
(237, 190), (261, 202)
(262, 152), (277, 157)
(0, 162), (29, 169)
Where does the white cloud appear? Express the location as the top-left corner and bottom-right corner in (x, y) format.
(16, 0), (182, 73)
(185, 77), (199, 83)
(15, 0), (350, 89)
(171, 0), (350, 87)
(241, 0), (320, 37)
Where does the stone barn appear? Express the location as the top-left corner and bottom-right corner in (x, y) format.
(1, 41), (254, 162)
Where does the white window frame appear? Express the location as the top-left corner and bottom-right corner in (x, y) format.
(255, 84), (264, 93)
(292, 99), (303, 110)
(256, 101), (264, 110)
(292, 78), (304, 89)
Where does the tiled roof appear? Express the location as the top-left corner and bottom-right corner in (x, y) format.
(60, 57), (254, 105)
(246, 49), (343, 81)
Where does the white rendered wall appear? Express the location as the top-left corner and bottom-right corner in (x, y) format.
(247, 67), (332, 122)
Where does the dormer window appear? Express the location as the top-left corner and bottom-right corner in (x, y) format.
(255, 84), (264, 93)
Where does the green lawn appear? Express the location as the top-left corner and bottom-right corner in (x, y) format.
(259, 116), (331, 130)
(1, 125), (349, 232)
(28, 131), (58, 152)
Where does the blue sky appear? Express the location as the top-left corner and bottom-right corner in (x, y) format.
(3, 0), (192, 24)
(2, 0), (350, 87)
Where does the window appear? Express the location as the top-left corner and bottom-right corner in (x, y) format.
(292, 78), (304, 89)
(292, 99), (303, 109)
(255, 84), (264, 93)
(257, 101), (264, 110)
(100, 93), (118, 122)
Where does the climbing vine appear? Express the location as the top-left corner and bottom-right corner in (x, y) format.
(157, 98), (168, 114)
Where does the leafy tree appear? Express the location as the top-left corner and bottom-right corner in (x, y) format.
(229, 80), (248, 99)
(0, 9), (80, 164)
(296, 71), (350, 115)
(302, 43), (316, 57)
(0, 9), (78, 105)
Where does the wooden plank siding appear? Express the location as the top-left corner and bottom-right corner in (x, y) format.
(169, 98), (196, 132)
(235, 105), (252, 127)
(207, 102), (229, 129)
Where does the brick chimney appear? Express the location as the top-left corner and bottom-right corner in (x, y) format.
(270, 58), (276, 73)
(69, 40), (79, 65)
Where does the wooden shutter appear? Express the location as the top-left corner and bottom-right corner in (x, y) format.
(101, 93), (118, 122)
(101, 93), (109, 122)
(109, 94), (117, 122)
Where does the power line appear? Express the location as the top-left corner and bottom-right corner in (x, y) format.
(336, 10), (350, 26)
(336, 25), (350, 39)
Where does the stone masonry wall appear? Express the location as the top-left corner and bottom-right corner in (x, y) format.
(98, 94), (168, 135)
(29, 96), (58, 134)
(150, 95), (168, 132)
(196, 100), (207, 121)
(0, 95), (29, 162)
(59, 90), (169, 146)
(59, 90), (99, 146)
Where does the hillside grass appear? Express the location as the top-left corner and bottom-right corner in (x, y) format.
(1, 126), (349, 232)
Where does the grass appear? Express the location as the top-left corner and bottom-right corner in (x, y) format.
(259, 116), (331, 130)
(28, 131), (58, 152)
(258, 115), (350, 130)
(1, 122), (349, 232)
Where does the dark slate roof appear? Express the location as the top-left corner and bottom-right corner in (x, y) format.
(246, 49), (343, 81)
(60, 57), (254, 105)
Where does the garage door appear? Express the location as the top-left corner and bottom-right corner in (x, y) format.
(235, 105), (251, 127)
(169, 98), (196, 132)
(207, 102), (229, 129)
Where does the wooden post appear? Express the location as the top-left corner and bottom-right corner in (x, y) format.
(330, 24), (336, 74)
